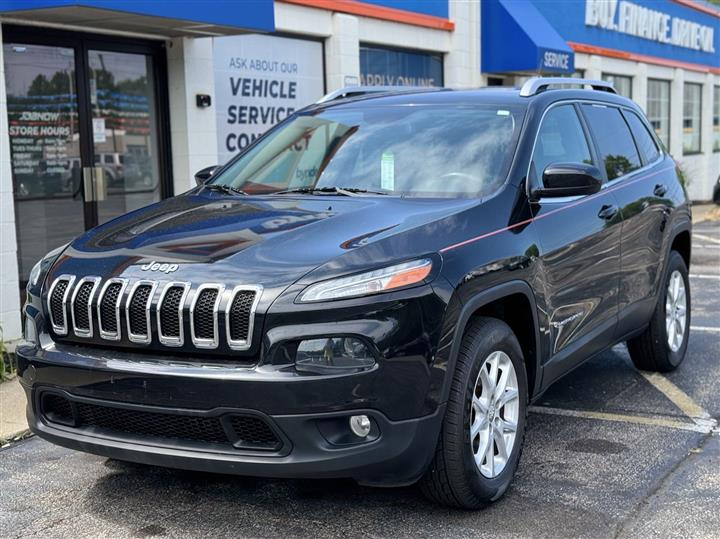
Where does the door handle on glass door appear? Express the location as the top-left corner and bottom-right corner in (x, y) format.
(82, 167), (94, 202)
(597, 204), (619, 221)
(93, 166), (107, 202)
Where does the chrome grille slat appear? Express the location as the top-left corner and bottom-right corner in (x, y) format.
(190, 284), (225, 349)
(226, 285), (262, 351)
(70, 276), (101, 338)
(48, 276), (261, 352)
(47, 275), (76, 336)
(97, 278), (128, 341)
(157, 282), (190, 347)
(125, 280), (157, 344)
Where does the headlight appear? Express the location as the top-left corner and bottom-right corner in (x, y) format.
(298, 259), (432, 302)
(28, 259), (43, 288)
(28, 242), (69, 288)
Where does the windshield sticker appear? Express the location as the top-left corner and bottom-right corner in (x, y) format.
(381, 151), (395, 191)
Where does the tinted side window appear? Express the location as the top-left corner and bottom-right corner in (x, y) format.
(624, 111), (660, 164)
(531, 105), (593, 185)
(582, 105), (641, 180)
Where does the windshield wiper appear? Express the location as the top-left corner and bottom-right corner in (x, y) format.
(272, 186), (387, 196)
(204, 183), (248, 196)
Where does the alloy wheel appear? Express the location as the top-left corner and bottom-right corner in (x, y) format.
(469, 351), (520, 478)
(665, 270), (687, 352)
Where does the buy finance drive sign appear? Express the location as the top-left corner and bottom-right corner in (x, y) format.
(214, 34), (324, 164)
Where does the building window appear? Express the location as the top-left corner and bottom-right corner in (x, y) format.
(714, 86), (719, 152)
(683, 83), (702, 154)
(359, 45), (443, 87)
(602, 73), (632, 98)
(647, 79), (670, 150)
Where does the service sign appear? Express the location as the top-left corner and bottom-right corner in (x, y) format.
(214, 35), (324, 164)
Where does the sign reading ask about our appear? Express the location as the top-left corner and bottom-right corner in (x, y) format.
(213, 34), (325, 165)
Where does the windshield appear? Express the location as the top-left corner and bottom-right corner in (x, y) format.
(210, 104), (524, 198)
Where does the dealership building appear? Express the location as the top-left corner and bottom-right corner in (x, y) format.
(0, 0), (718, 343)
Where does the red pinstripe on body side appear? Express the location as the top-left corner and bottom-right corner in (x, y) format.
(439, 166), (675, 253)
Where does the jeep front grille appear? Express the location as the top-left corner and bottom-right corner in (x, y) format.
(47, 275), (75, 336)
(126, 281), (156, 344)
(190, 285), (223, 348)
(157, 283), (189, 346)
(70, 277), (100, 337)
(97, 279), (126, 340)
(46, 276), (261, 352)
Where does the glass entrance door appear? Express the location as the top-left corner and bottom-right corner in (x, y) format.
(3, 28), (169, 285)
(3, 42), (86, 282)
(87, 49), (162, 225)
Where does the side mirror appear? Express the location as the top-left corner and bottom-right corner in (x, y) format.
(531, 163), (603, 200)
(194, 165), (220, 186)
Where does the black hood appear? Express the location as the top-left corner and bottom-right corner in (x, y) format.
(50, 191), (477, 290)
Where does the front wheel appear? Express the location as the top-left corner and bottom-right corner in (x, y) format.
(420, 317), (528, 509)
(627, 251), (691, 372)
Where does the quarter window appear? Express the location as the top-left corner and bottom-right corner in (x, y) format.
(683, 83), (702, 154)
(647, 79), (670, 150)
(581, 105), (641, 181)
(624, 111), (660, 164)
(531, 105), (593, 185)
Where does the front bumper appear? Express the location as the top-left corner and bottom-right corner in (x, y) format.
(17, 343), (445, 486)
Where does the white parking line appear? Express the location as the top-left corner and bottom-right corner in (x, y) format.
(529, 406), (713, 434)
(693, 233), (720, 245)
(693, 244), (720, 249)
(690, 274), (720, 280)
(690, 326), (720, 333)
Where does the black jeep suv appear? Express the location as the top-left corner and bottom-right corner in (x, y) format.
(18, 78), (692, 509)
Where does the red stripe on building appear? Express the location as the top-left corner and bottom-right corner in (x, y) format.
(278, 0), (455, 31)
(670, 0), (720, 18)
(568, 42), (720, 75)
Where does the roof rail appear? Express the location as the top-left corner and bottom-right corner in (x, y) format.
(519, 77), (617, 97)
(316, 85), (444, 104)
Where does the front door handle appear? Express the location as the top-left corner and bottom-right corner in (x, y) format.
(654, 183), (667, 197)
(598, 204), (619, 221)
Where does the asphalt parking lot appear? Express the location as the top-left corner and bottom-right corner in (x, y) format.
(1, 219), (718, 539)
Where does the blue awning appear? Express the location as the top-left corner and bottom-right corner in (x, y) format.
(482, 0), (574, 74)
(0, 1), (274, 36)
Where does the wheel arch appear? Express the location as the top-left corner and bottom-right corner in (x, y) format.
(442, 281), (543, 403)
(669, 226), (691, 270)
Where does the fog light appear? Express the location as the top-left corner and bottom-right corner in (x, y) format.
(295, 337), (375, 374)
(24, 315), (37, 345)
(349, 415), (371, 437)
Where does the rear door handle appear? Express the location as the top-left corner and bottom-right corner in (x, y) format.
(598, 204), (619, 221)
(654, 184), (667, 197)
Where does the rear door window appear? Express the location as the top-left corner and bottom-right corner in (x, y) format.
(624, 111), (661, 164)
(581, 105), (641, 181)
(530, 105), (593, 185)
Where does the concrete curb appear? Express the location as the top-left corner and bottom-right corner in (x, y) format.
(0, 378), (29, 444)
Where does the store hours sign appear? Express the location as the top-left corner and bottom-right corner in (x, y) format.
(214, 35), (324, 164)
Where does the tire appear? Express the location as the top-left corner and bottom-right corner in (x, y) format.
(627, 251), (691, 372)
(420, 317), (528, 509)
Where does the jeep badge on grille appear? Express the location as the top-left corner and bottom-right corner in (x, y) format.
(140, 261), (179, 274)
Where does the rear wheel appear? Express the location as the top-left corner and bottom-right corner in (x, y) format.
(420, 317), (528, 509)
(627, 251), (690, 372)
